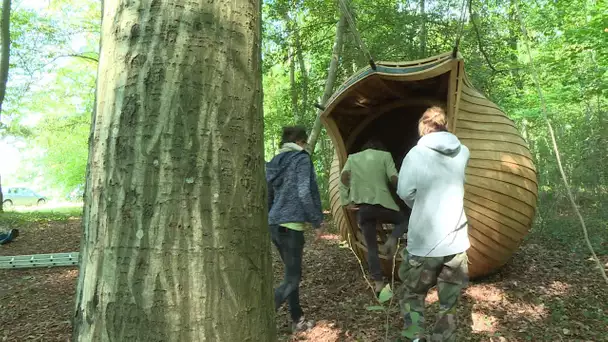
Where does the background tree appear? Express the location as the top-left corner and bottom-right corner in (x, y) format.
(0, 0), (11, 212)
(72, 1), (275, 340)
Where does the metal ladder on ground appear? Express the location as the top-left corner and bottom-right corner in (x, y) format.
(0, 252), (79, 269)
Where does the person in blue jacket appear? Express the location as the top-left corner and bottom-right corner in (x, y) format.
(266, 125), (324, 333)
(0, 229), (19, 245)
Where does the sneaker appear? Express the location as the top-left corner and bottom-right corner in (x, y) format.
(374, 280), (386, 297)
(292, 316), (314, 333)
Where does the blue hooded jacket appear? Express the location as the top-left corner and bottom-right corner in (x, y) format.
(266, 143), (323, 229)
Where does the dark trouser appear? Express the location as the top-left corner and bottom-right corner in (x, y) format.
(270, 224), (305, 322)
(357, 204), (409, 281)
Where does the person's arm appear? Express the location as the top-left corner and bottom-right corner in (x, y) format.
(384, 152), (399, 189)
(267, 180), (274, 212)
(339, 158), (352, 206)
(296, 154), (323, 229)
(396, 150), (418, 208)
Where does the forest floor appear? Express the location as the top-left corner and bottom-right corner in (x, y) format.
(0, 209), (606, 342)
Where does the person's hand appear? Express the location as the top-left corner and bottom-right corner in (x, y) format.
(314, 222), (326, 242)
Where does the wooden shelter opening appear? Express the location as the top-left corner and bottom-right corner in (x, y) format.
(322, 52), (538, 280)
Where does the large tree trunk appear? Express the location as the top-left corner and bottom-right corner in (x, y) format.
(72, 1), (275, 341)
(307, 10), (347, 153)
(0, 0), (11, 213)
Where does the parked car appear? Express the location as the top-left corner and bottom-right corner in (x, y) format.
(2, 187), (48, 207)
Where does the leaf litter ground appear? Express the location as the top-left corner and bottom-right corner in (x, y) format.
(0, 218), (606, 341)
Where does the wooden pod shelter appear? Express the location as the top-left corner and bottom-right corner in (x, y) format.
(322, 52), (538, 279)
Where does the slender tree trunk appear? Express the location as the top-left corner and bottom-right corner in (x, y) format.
(294, 31), (308, 119)
(419, 0), (427, 58)
(289, 49), (298, 121)
(72, 1), (275, 341)
(0, 0), (12, 213)
(508, 0), (523, 94)
(307, 10), (347, 153)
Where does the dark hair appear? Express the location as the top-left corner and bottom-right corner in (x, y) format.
(361, 138), (387, 151)
(280, 125), (308, 146)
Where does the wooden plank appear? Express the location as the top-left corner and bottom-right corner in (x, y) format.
(377, 59), (455, 81)
(460, 91), (503, 110)
(466, 174), (537, 207)
(466, 166), (538, 195)
(464, 183), (536, 218)
(460, 139), (534, 160)
(460, 82), (488, 99)
(465, 191), (532, 227)
(468, 226), (518, 259)
(377, 52), (452, 67)
(466, 213), (523, 248)
(468, 150), (536, 172)
(465, 201), (529, 237)
(459, 101), (512, 117)
(457, 110), (518, 126)
(467, 239), (504, 264)
(467, 159), (537, 186)
(466, 250), (499, 277)
(455, 119), (520, 135)
(457, 129), (530, 149)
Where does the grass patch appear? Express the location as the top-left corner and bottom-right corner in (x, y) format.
(0, 205), (83, 227)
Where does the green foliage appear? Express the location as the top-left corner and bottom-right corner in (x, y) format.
(1, 1), (99, 196)
(378, 284), (393, 303)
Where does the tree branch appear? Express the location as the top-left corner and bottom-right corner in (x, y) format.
(469, 0), (516, 75)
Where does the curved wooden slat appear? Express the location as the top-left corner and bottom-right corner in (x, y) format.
(468, 231), (513, 262)
(459, 101), (515, 118)
(458, 131), (530, 151)
(457, 110), (518, 127)
(468, 150), (536, 172)
(464, 183), (536, 219)
(464, 191), (532, 227)
(466, 167), (538, 196)
(459, 91), (504, 110)
(465, 214), (522, 249)
(464, 203), (528, 239)
(467, 159), (538, 184)
(460, 139), (534, 160)
(456, 120), (521, 135)
(465, 174), (537, 207)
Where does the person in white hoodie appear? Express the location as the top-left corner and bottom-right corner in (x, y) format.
(396, 106), (470, 342)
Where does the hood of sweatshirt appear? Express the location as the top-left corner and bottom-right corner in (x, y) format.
(418, 131), (462, 156)
(266, 143), (306, 184)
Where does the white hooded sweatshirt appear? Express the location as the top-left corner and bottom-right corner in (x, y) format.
(397, 131), (471, 257)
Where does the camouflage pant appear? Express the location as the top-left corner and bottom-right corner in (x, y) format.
(398, 251), (468, 341)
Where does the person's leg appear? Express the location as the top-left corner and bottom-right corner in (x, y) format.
(272, 225), (290, 311)
(431, 252), (468, 342)
(372, 205), (408, 238)
(357, 205), (383, 285)
(372, 206), (409, 256)
(284, 229), (305, 323)
(398, 252), (443, 341)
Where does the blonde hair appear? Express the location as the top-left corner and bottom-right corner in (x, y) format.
(418, 106), (448, 137)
